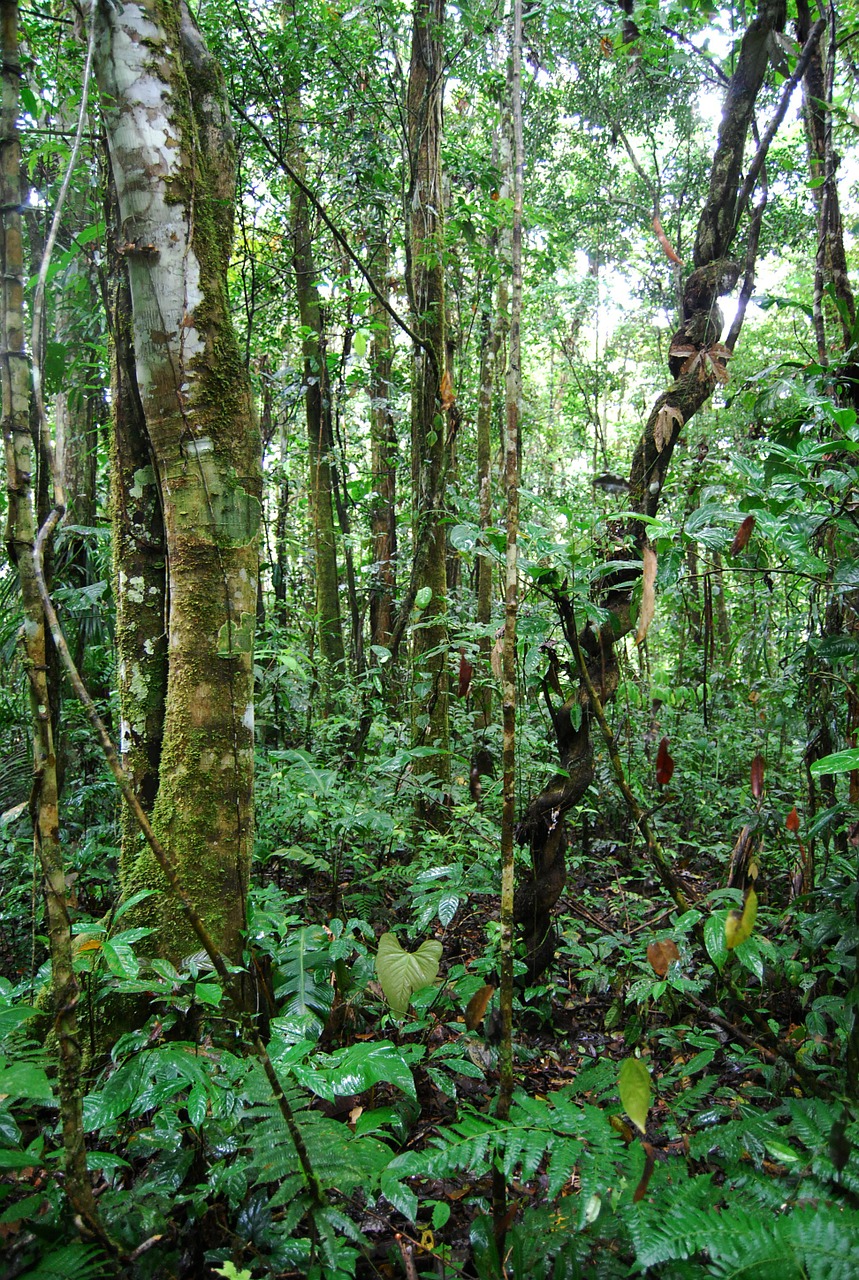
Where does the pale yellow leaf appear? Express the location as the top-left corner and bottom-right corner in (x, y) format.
(654, 404), (683, 453)
(634, 545), (657, 646)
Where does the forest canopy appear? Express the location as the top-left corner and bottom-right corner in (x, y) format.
(2, 0), (859, 1275)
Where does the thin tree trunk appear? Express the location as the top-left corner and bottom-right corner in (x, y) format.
(515, 0), (793, 980)
(1, 0), (97, 1226)
(287, 103), (345, 686)
(369, 242), (398, 650)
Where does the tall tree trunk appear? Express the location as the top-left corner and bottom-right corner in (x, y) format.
(287, 100), (345, 688)
(493, 0), (523, 1246)
(797, 0), (855, 363)
(369, 241), (398, 650)
(1, 0), (97, 1224)
(106, 169), (167, 865)
(95, 0), (261, 964)
(407, 0), (449, 814)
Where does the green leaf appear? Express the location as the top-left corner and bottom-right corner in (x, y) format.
(0, 1062), (53, 1101)
(704, 912), (728, 971)
(375, 933), (442, 1016)
(415, 586), (433, 610)
(618, 1056), (651, 1134)
(291, 1040), (416, 1100)
(810, 748), (859, 776)
(438, 895), (460, 926)
(113, 888), (157, 922)
(381, 1168), (418, 1222)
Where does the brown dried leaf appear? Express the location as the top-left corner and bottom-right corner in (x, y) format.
(654, 404), (683, 453)
(647, 938), (680, 977)
(457, 649), (473, 699)
(751, 753), (765, 800)
(464, 983), (495, 1031)
(633, 1142), (657, 1203)
(634, 545), (657, 646)
(491, 636), (504, 681)
(708, 353), (730, 384)
(655, 736), (675, 786)
(730, 514), (755, 556)
(652, 216), (684, 265)
(440, 368), (455, 411)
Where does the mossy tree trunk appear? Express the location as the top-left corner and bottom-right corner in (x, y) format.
(94, 0), (261, 963)
(407, 0), (450, 814)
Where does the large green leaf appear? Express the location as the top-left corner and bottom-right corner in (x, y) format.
(810, 748), (859, 776)
(0, 1061), (53, 1101)
(375, 933), (442, 1016)
(618, 1056), (651, 1134)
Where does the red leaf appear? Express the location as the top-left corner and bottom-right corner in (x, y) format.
(730, 514), (755, 556)
(750, 754), (765, 800)
(786, 805), (800, 833)
(457, 649), (473, 699)
(655, 737), (675, 786)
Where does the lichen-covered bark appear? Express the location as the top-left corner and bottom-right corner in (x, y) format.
(94, 0), (261, 962)
(106, 172), (167, 858)
(797, 0), (856, 362)
(694, 0), (786, 266)
(408, 0), (449, 810)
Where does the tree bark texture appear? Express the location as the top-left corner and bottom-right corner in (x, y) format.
(1, 0), (97, 1221)
(407, 0), (450, 806)
(94, 0), (261, 962)
(369, 242), (398, 651)
(288, 95), (345, 682)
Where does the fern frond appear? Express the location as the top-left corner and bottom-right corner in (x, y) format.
(17, 1243), (112, 1280)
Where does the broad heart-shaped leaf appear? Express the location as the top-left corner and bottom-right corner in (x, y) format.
(618, 1056), (651, 1134)
(725, 887), (758, 950)
(375, 933), (442, 1016)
